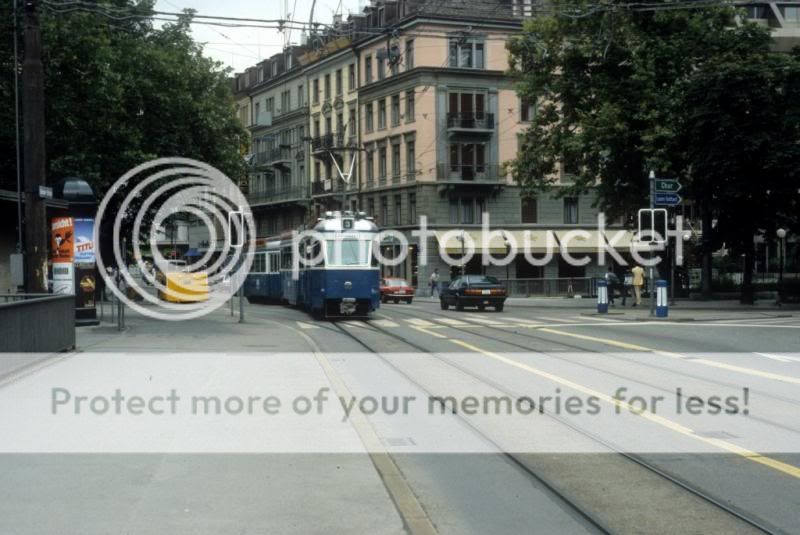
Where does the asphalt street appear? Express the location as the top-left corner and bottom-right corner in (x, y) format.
(0, 299), (798, 534)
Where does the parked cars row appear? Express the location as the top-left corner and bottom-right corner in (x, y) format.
(379, 275), (508, 312)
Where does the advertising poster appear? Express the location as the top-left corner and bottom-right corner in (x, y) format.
(73, 218), (97, 312)
(50, 217), (74, 261)
(73, 218), (96, 265)
(52, 262), (75, 295)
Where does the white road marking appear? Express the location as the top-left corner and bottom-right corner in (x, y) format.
(578, 315), (621, 322)
(295, 321), (319, 330)
(754, 352), (800, 363)
(535, 316), (582, 323)
(343, 320), (371, 329)
(405, 318), (436, 327)
(460, 316), (505, 325)
(434, 318), (470, 326)
(371, 319), (399, 328)
(503, 317), (544, 325)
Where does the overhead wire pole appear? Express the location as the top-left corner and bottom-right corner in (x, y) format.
(22, 0), (49, 293)
(649, 170), (656, 317)
(13, 0), (23, 255)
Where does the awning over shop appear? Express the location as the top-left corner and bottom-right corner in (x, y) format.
(434, 230), (558, 254)
(433, 229), (652, 255)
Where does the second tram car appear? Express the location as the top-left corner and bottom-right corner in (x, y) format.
(244, 212), (381, 318)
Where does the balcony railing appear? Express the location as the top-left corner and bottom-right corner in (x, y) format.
(268, 146), (293, 165)
(247, 185), (308, 205)
(311, 179), (347, 195)
(446, 112), (495, 131)
(311, 132), (347, 153)
(437, 164), (505, 182)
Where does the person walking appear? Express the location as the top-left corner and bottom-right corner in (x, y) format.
(604, 267), (619, 306)
(621, 269), (633, 306)
(631, 264), (645, 307)
(429, 268), (440, 297)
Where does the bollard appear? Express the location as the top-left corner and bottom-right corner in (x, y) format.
(597, 280), (609, 314)
(656, 279), (668, 318)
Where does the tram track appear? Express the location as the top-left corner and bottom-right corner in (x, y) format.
(327, 314), (783, 535)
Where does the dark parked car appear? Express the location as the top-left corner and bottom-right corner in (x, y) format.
(440, 275), (507, 312)
(380, 278), (415, 304)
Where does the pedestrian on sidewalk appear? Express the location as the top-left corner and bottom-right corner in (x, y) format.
(604, 267), (619, 306)
(621, 269), (633, 306)
(429, 268), (440, 297)
(631, 264), (645, 306)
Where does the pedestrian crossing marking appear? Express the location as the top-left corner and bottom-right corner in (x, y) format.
(296, 321), (319, 330)
(535, 316), (581, 323)
(460, 316), (504, 325)
(405, 318), (436, 327)
(343, 320), (371, 329)
(434, 318), (470, 326)
(371, 319), (400, 328)
(503, 317), (544, 325)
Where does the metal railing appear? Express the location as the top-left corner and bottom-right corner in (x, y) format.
(436, 163), (505, 182)
(311, 180), (346, 195)
(247, 185), (308, 204)
(268, 146), (293, 164)
(446, 112), (495, 130)
(311, 132), (346, 152)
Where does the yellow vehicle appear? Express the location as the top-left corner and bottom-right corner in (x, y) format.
(156, 260), (209, 303)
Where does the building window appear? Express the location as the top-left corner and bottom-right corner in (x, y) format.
(405, 39), (414, 70)
(314, 161), (321, 181)
(563, 197), (579, 224)
(391, 142), (401, 178)
(378, 98), (387, 129)
(325, 117), (332, 135)
(406, 140), (416, 177)
(448, 198), (483, 224)
(324, 74), (331, 100)
(408, 193), (416, 224)
(335, 69), (343, 96)
(365, 150), (374, 183)
(313, 118), (320, 137)
(336, 112), (344, 135)
(521, 96), (535, 122)
(377, 55), (385, 80)
(394, 195), (402, 225)
(348, 106), (356, 139)
(378, 146), (387, 181)
(365, 55), (372, 83)
(785, 6), (800, 21)
(312, 78), (319, 104)
(348, 63), (356, 90)
(448, 91), (486, 117)
(281, 90), (291, 113)
(449, 39), (485, 69)
(368, 198), (375, 219)
(380, 196), (388, 226)
(405, 90), (415, 122)
(521, 197), (538, 223)
(449, 143), (486, 180)
(365, 102), (374, 132)
(391, 94), (401, 126)
(298, 84), (305, 107)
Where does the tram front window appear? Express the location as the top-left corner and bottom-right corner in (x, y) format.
(326, 239), (371, 266)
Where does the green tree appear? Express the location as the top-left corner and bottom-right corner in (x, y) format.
(506, 1), (799, 301)
(1, 0), (247, 193)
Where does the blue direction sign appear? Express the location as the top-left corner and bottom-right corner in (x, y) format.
(655, 179), (681, 193)
(655, 192), (682, 206)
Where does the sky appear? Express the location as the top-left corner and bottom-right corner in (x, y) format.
(154, 0), (364, 73)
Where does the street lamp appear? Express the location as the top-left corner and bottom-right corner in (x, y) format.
(502, 231), (511, 283)
(776, 228), (787, 305)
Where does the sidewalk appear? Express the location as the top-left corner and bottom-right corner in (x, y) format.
(415, 295), (800, 312)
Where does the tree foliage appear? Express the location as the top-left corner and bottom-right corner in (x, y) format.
(0, 0), (247, 194)
(507, 1), (800, 301)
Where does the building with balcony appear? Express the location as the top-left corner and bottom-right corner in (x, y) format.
(246, 47), (310, 237)
(738, 1), (800, 51)
(301, 23), (361, 216)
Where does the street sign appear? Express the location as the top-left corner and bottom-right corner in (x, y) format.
(638, 208), (668, 244)
(654, 192), (681, 206)
(38, 185), (53, 199)
(655, 179), (681, 193)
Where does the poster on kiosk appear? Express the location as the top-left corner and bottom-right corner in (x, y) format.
(50, 217), (75, 295)
(73, 218), (98, 319)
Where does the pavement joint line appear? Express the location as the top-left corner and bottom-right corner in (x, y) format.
(275, 320), (438, 535)
(446, 338), (800, 480)
(538, 328), (800, 385)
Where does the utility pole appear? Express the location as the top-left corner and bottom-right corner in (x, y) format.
(22, 0), (48, 293)
(649, 170), (656, 317)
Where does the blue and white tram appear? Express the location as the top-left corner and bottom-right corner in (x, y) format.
(243, 240), (282, 303)
(244, 212), (381, 318)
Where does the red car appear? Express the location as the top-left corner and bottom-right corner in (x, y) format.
(380, 278), (415, 304)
